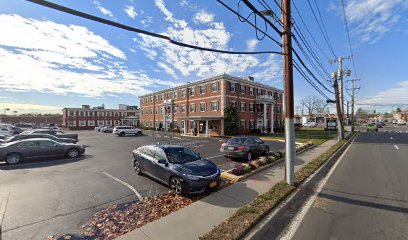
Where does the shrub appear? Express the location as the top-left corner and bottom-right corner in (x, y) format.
(231, 163), (251, 176)
(258, 157), (268, 165)
(248, 161), (258, 170)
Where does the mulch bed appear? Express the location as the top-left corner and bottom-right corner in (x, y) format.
(48, 179), (232, 240)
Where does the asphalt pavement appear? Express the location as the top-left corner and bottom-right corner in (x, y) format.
(0, 130), (284, 240)
(260, 124), (408, 240)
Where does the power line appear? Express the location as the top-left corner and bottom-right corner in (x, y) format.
(340, 0), (359, 78)
(27, 0), (282, 55)
(306, 0), (337, 57)
(217, 0), (281, 46)
(293, 61), (330, 100)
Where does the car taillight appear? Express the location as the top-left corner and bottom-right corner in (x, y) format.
(238, 146), (245, 151)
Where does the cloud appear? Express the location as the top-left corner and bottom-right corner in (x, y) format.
(157, 62), (177, 78)
(125, 5), (137, 19)
(0, 14), (176, 97)
(0, 103), (62, 114)
(336, 0), (408, 44)
(140, 16), (153, 27)
(93, 1), (114, 18)
(136, 2), (260, 79)
(193, 10), (214, 24)
(357, 81), (408, 106)
(246, 39), (259, 51)
(252, 54), (282, 83)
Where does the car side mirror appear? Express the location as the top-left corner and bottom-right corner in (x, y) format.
(158, 159), (167, 164)
(54, 144), (60, 147)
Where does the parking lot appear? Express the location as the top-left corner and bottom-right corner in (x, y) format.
(0, 130), (285, 240)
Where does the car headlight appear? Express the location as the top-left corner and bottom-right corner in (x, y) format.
(182, 173), (200, 181)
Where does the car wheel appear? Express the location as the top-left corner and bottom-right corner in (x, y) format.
(136, 131), (142, 136)
(264, 147), (269, 155)
(5, 153), (21, 165)
(247, 151), (252, 161)
(67, 148), (79, 158)
(170, 177), (183, 195)
(133, 160), (142, 175)
(119, 132), (125, 137)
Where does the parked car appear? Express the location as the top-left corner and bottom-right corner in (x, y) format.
(376, 122), (383, 128)
(392, 119), (398, 124)
(397, 119), (407, 125)
(100, 126), (114, 133)
(14, 123), (34, 130)
(0, 138), (85, 164)
(302, 122), (317, 128)
(367, 123), (378, 132)
(113, 126), (143, 136)
(0, 125), (14, 136)
(0, 134), (9, 140)
(4, 133), (77, 144)
(220, 136), (269, 161)
(25, 129), (78, 141)
(132, 145), (220, 194)
(94, 126), (105, 132)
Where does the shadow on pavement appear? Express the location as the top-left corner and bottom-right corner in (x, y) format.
(0, 154), (93, 170)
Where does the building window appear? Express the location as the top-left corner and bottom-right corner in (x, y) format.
(150, 120), (153, 127)
(211, 82), (219, 92)
(190, 103), (196, 113)
(229, 82), (236, 92)
(277, 106), (281, 113)
(200, 85), (206, 95)
(250, 103), (255, 112)
(174, 91), (178, 99)
(150, 108), (153, 115)
(160, 95), (163, 101)
(249, 87), (254, 96)
(106, 120), (112, 125)
(150, 97), (153, 103)
(114, 112), (118, 117)
(88, 120), (95, 126)
(97, 120), (104, 126)
(189, 87), (195, 96)
(98, 112), (104, 117)
(240, 102), (246, 112)
(199, 103), (206, 112)
(182, 90), (186, 97)
(155, 108), (158, 114)
(249, 120), (255, 129)
(167, 93), (170, 99)
(79, 111), (84, 116)
(106, 112), (111, 117)
(89, 112), (94, 117)
(230, 101), (237, 108)
(211, 101), (219, 111)
(240, 120), (246, 129)
(161, 108), (164, 114)
(240, 85), (245, 94)
(155, 96), (158, 102)
(257, 88), (261, 95)
(68, 121), (76, 127)
(174, 121), (178, 129)
(181, 105), (186, 113)
(145, 109), (148, 115)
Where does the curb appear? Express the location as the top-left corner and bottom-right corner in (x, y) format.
(242, 132), (358, 240)
(220, 144), (316, 183)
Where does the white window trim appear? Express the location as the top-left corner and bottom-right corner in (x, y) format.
(230, 82), (236, 92)
(199, 102), (206, 112)
(211, 101), (219, 111)
(190, 103), (196, 112)
(200, 85), (206, 95)
(211, 82), (219, 92)
(181, 104), (186, 113)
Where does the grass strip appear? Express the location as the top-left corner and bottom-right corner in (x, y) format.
(200, 134), (354, 240)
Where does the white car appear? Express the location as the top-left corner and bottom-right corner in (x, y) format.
(302, 122), (317, 128)
(0, 125), (13, 136)
(113, 126), (143, 136)
(397, 119), (406, 125)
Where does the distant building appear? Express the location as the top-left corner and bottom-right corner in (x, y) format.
(393, 111), (408, 121)
(1, 114), (62, 126)
(62, 105), (139, 130)
(139, 74), (284, 136)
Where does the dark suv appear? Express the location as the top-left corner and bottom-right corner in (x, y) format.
(132, 145), (220, 195)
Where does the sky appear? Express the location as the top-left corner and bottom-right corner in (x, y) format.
(0, 0), (407, 114)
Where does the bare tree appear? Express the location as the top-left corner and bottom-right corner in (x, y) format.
(301, 96), (329, 115)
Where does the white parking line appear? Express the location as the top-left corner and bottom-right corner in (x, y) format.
(102, 172), (143, 202)
(394, 145), (399, 150)
(280, 137), (355, 240)
(206, 154), (224, 159)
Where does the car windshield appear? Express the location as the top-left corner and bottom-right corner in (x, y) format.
(227, 138), (247, 144)
(164, 147), (200, 164)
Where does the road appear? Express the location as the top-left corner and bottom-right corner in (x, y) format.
(0, 131), (284, 240)
(267, 124), (408, 240)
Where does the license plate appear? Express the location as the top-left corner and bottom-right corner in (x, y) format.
(228, 146), (234, 150)
(210, 181), (217, 188)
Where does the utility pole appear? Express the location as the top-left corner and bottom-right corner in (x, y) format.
(282, 0), (295, 186)
(329, 56), (351, 140)
(333, 76), (344, 140)
(346, 79), (360, 132)
(346, 101), (349, 125)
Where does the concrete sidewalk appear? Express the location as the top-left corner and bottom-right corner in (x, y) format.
(118, 138), (342, 240)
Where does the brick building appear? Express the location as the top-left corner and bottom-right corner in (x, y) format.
(139, 74), (283, 136)
(62, 105), (140, 130)
(1, 114), (62, 126)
